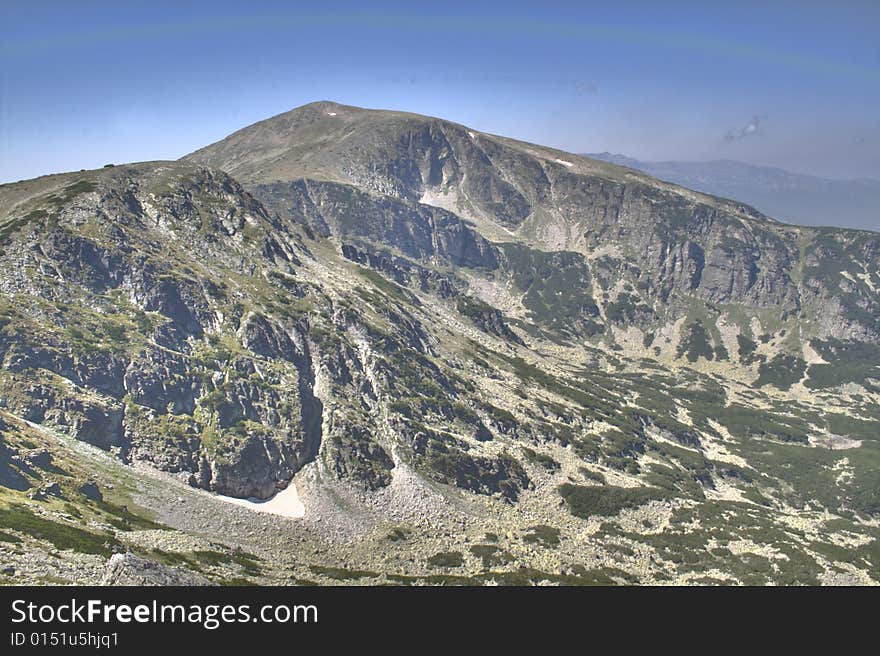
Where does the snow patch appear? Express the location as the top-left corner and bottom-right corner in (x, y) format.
(553, 158), (574, 167)
(856, 271), (877, 293)
(810, 434), (862, 451)
(326, 112), (337, 116)
(419, 187), (453, 209)
(214, 483), (305, 519)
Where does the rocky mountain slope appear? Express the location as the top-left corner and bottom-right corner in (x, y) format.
(1, 102), (878, 585)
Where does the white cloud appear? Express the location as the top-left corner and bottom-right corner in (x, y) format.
(724, 115), (766, 141)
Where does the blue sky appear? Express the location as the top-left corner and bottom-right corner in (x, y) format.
(1, 0), (878, 183)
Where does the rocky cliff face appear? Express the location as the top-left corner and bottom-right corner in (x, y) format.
(252, 178), (500, 270)
(189, 101), (878, 347)
(2, 103), (880, 585)
(0, 163), (323, 498)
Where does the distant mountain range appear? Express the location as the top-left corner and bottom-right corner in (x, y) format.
(585, 153), (879, 232)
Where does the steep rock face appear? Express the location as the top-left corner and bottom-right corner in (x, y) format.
(124, 347), (201, 414)
(541, 171), (801, 312)
(252, 179), (500, 269)
(0, 418), (29, 492)
(186, 103), (533, 227)
(2, 337), (127, 398)
(0, 364), (126, 451)
(799, 230), (880, 342)
(407, 422), (530, 501)
(0, 160), (532, 503)
(340, 243), (459, 298)
(203, 430), (302, 500)
(188, 101), (873, 344)
(325, 420), (394, 490)
(454, 295), (525, 345)
(0, 163), (323, 498)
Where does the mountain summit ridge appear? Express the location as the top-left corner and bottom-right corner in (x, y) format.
(185, 102), (775, 226)
(185, 101), (879, 344)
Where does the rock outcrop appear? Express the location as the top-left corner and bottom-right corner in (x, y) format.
(101, 553), (214, 586)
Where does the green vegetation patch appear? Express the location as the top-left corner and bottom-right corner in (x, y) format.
(193, 549), (262, 576)
(643, 462), (706, 499)
(605, 292), (655, 325)
(309, 565), (378, 581)
(521, 447), (560, 471)
(677, 321), (715, 362)
(93, 500), (165, 531)
(427, 551), (464, 568)
(523, 525), (561, 546)
(736, 334), (760, 364)
(388, 567), (624, 586)
(579, 467), (606, 484)
(559, 484), (669, 518)
(805, 339), (880, 392)
(0, 530), (22, 543)
(501, 244), (602, 338)
(358, 268), (418, 305)
(755, 354), (807, 390)
(699, 403), (810, 444)
(825, 413), (879, 441)
(468, 544), (513, 568)
(0, 504), (119, 556)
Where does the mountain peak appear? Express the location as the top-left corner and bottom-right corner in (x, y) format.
(184, 101), (768, 235)
(278, 99), (366, 119)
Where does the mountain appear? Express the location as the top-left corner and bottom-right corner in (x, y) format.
(1, 101), (878, 586)
(587, 153), (880, 232)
